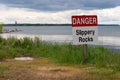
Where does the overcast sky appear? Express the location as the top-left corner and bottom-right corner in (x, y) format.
(0, 0), (120, 24)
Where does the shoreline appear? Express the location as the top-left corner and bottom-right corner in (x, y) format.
(0, 33), (120, 52)
(2, 28), (22, 33)
(3, 23), (120, 26)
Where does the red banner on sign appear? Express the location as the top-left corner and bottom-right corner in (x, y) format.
(72, 15), (98, 27)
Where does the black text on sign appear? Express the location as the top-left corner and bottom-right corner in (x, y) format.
(72, 15), (98, 45)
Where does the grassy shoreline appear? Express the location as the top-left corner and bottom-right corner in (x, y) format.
(1, 36), (120, 80)
(0, 37), (120, 71)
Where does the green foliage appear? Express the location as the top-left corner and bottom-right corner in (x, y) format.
(88, 46), (120, 71)
(0, 37), (120, 72)
(0, 23), (3, 33)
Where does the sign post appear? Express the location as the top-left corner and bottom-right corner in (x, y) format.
(72, 15), (98, 61)
(83, 44), (88, 61)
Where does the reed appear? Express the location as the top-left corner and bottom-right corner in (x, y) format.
(0, 37), (120, 71)
(0, 23), (3, 33)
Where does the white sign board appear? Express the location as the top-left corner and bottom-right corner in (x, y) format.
(72, 15), (98, 45)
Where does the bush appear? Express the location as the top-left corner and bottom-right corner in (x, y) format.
(0, 23), (3, 33)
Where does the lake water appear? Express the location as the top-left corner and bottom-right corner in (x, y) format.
(1, 26), (120, 52)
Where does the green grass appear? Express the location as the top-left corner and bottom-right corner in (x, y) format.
(0, 23), (3, 33)
(0, 37), (120, 72)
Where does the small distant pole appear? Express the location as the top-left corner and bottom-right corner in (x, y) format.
(15, 20), (17, 25)
(83, 44), (88, 62)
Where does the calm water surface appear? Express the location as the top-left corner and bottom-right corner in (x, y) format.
(1, 26), (120, 51)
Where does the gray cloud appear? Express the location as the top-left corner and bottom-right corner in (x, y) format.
(0, 4), (120, 24)
(0, 0), (120, 11)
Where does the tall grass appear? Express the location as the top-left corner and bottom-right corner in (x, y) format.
(0, 37), (120, 71)
(0, 23), (3, 33)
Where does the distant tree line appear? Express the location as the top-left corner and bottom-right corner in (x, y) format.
(3, 23), (119, 26)
(3, 24), (71, 26)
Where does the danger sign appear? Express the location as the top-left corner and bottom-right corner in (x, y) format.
(72, 15), (98, 45)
